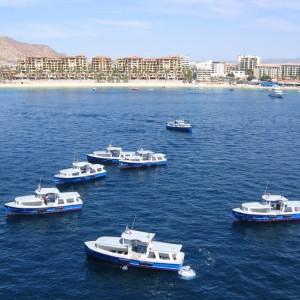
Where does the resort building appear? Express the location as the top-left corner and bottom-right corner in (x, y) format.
(211, 61), (226, 77)
(116, 56), (143, 78)
(60, 55), (88, 72)
(92, 56), (112, 73)
(238, 55), (261, 70)
(141, 58), (158, 79)
(18, 55), (88, 79)
(156, 56), (183, 80)
(196, 60), (212, 81)
(280, 63), (300, 80)
(253, 64), (281, 80)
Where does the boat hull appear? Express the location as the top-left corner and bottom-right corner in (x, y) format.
(269, 94), (283, 98)
(54, 172), (107, 184)
(232, 210), (300, 222)
(86, 155), (120, 164)
(166, 125), (192, 132)
(5, 204), (82, 216)
(119, 161), (167, 169)
(85, 243), (182, 271)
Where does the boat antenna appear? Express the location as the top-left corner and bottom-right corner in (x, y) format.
(73, 148), (76, 163)
(38, 175), (42, 191)
(131, 214), (137, 230)
(264, 180), (269, 195)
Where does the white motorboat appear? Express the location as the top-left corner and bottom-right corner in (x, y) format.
(119, 149), (167, 169)
(232, 193), (300, 222)
(5, 186), (83, 215)
(54, 161), (107, 184)
(166, 119), (192, 132)
(87, 145), (135, 164)
(85, 226), (185, 271)
(269, 86), (283, 98)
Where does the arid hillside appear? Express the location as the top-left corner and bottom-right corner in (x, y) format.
(0, 36), (66, 66)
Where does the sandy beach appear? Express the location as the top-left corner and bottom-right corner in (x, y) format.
(0, 79), (299, 90)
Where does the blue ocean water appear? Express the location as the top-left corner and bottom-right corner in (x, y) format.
(0, 87), (300, 299)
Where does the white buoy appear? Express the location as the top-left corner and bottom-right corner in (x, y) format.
(178, 266), (196, 279)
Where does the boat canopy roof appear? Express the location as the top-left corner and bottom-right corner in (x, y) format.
(73, 162), (104, 169)
(59, 191), (80, 198)
(152, 153), (166, 157)
(121, 228), (155, 243)
(262, 194), (288, 202)
(136, 149), (153, 155)
(107, 145), (122, 151)
(73, 161), (90, 167)
(96, 236), (127, 249)
(35, 187), (60, 195)
(242, 202), (269, 209)
(59, 168), (79, 174)
(150, 241), (182, 253)
(89, 164), (104, 169)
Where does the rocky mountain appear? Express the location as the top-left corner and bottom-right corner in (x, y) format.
(0, 36), (66, 66)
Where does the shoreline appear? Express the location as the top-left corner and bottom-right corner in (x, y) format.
(1, 79), (300, 90)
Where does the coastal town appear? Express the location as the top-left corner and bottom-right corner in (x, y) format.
(1, 53), (300, 88)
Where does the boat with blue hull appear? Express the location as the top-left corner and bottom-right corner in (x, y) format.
(54, 161), (106, 184)
(166, 119), (192, 132)
(232, 193), (300, 222)
(87, 145), (135, 164)
(4, 187), (83, 215)
(85, 227), (184, 271)
(119, 149), (167, 169)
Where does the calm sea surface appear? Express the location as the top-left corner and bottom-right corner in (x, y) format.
(0, 87), (300, 299)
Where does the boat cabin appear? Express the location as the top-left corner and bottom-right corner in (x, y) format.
(149, 241), (183, 261)
(168, 119), (191, 128)
(73, 162), (104, 174)
(134, 149), (166, 162)
(241, 194), (300, 213)
(58, 168), (81, 177)
(136, 149), (153, 160)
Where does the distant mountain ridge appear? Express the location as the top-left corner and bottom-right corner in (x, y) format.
(0, 36), (66, 66)
(261, 58), (300, 64)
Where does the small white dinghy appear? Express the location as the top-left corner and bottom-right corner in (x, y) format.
(178, 265), (196, 279)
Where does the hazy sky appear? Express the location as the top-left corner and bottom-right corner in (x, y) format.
(0, 0), (299, 62)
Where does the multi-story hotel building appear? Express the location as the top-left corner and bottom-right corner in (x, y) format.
(211, 61), (226, 77)
(281, 63), (300, 80)
(19, 55), (88, 73)
(253, 64), (281, 80)
(238, 55), (261, 70)
(141, 58), (157, 79)
(92, 56), (112, 73)
(196, 60), (212, 81)
(116, 56), (143, 77)
(156, 56), (183, 79)
(60, 55), (88, 72)
(115, 55), (182, 79)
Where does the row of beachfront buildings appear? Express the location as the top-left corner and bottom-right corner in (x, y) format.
(14, 55), (186, 81)
(196, 56), (300, 82)
(1, 54), (300, 82)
